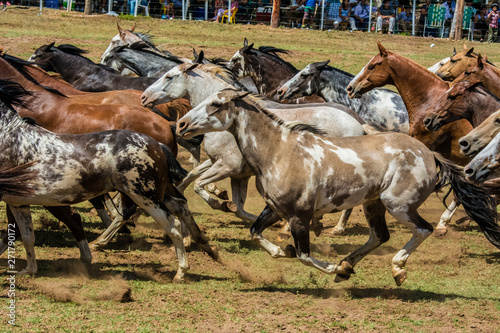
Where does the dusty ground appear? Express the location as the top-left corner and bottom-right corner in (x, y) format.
(0, 7), (499, 332)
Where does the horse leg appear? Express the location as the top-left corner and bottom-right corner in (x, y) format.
(329, 208), (353, 235)
(230, 177), (258, 222)
(0, 205), (21, 255)
(277, 216), (324, 242)
(164, 195), (218, 260)
(176, 159), (212, 194)
(8, 206), (37, 275)
(334, 200), (389, 283)
(387, 209), (433, 286)
(44, 206), (92, 264)
(286, 214), (354, 276)
(250, 205), (287, 258)
(434, 197), (460, 237)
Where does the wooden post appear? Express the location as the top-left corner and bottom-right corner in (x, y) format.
(271, 0), (282, 28)
(84, 0), (92, 14)
(450, 0), (465, 39)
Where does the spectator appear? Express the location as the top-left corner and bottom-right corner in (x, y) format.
(488, 2), (500, 43)
(351, 0), (370, 31)
(474, 6), (489, 42)
(417, 0), (432, 36)
(376, 0), (396, 34)
(332, 0), (350, 29)
(398, 6), (413, 33)
(214, 0), (225, 19)
(301, 0), (318, 29)
(442, 0), (456, 34)
(349, 0), (358, 9)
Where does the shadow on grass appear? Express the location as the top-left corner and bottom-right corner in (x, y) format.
(241, 285), (494, 302)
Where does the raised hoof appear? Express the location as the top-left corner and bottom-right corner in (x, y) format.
(214, 190), (229, 200)
(393, 269), (407, 286)
(276, 232), (291, 242)
(339, 260), (355, 275)
(434, 228), (448, 237)
(334, 273), (351, 283)
(203, 244), (219, 261)
(221, 201), (238, 213)
(283, 244), (296, 258)
(313, 222), (324, 237)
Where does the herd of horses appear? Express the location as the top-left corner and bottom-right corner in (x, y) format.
(1, 23), (500, 286)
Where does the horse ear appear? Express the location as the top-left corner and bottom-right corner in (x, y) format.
(243, 38), (248, 47)
(249, 43), (254, 50)
(192, 48), (199, 59)
(236, 90), (252, 99)
(183, 62), (200, 72)
(463, 42), (468, 51)
(466, 47), (474, 56)
(483, 54), (489, 63)
(477, 54), (484, 69)
(130, 24), (136, 32)
(452, 47), (457, 56)
(314, 60), (330, 70)
(377, 41), (388, 57)
(193, 50), (204, 64)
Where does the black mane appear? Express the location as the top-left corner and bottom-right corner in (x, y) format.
(251, 46), (297, 73)
(0, 80), (31, 110)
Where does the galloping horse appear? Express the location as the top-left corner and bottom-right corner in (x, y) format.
(346, 42), (474, 235)
(176, 88), (500, 285)
(227, 39), (324, 103)
(141, 60), (365, 232)
(276, 60), (409, 133)
(29, 43), (158, 92)
(0, 80), (215, 281)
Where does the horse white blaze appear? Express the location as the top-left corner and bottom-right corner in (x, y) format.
(349, 57), (374, 87)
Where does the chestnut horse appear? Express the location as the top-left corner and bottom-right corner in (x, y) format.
(459, 109), (500, 158)
(346, 42), (474, 235)
(176, 88), (500, 285)
(435, 45), (496, 81)
(450, 54), (500, 99)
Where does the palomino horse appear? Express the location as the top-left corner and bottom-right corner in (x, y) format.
(423, 81), (500, 131)
(0, 80), (215, 280)
(227, 39), (324, 103)
(459, 109), (500, 157)
(450, 54), (500, 98)
(346, 42), (474, 236)
(435, 46), (496, 81)
(141, 60), (365, 233)
(464, 132), (500, 182)
(29, 43), (158, 92)
(176, 88), (500, 285)
(276, 60), (409, 133)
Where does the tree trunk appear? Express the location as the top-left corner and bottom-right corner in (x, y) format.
(449, 0), (465, 40)
(84, 0), (92, 15)
(271, 0), (281, 28)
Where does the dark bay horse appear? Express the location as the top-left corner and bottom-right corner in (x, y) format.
(346, 42), (474, 236)
(29, 43), (158, 92)
(227, 39), (324, 103)
(0, 80), (215, 281)
(277, 60), (409, 133)
(176, 88), (500, 285)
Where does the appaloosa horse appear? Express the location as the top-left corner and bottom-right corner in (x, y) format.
(0, 80), (215, 281)
(176, 88), (500, 285)
(346, 42), (474, 236)
(0, 163), (36, 199)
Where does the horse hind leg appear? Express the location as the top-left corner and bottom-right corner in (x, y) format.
(230, 177), (258, 222)
(250, 206), (287, 258)
(334, 200), (389, 283)
(329, 208), (353, 235)
(434, 197), (460, 237)
(0, 205), (21, 256)
(8, 206), (37, 275)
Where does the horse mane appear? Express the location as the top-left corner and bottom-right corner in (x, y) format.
(0, 79), (31, 110)
(471, 82), (500, 102)
(1, 53), (68, 98)
(125, 42), (184, 64)
(56, 44), (89, 56)
(249, 46), (297, 73)
(234, 90), (326, 135)
(198, 63), (246, 89)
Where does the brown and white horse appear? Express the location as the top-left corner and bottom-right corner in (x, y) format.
(176, 88), (500, 286)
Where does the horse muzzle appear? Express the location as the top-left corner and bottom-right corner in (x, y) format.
(176, 121), (195, 140)
(423, 116), (441, 132)
(346, 85), (362, 99)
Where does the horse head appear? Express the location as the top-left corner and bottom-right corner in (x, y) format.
(459, 109), (500, 157)
(28, 42), (56, 71)
(347, 42), (392, 99)
(277, 60), (329, 101)
(464, 131), (500, 182)
(435, 47), (476, 81)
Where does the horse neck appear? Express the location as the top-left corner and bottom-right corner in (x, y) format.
(479, 65), (500, 97)
(386, 53), (449, 122)
(51, 51), (104, 82)
(468, 87), (500, 127)
(246, 54), (297, 95)
(188, 73), (235, 107)
(317, 68), (356, 106)
(27, 66), (82, 95)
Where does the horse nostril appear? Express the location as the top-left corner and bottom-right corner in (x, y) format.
(178, 121), (186, 131)
(423, 118), (431, 126)
(459, 139), (469, 149)
(464, 166), (475, 177)
(347, 86), (353, 92)
(277, 88), (284, 97)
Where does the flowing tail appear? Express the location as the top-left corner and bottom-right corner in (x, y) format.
(0, 162), (37, 198)
(160, 144), (188, 184)
(434, 153), (500, 249)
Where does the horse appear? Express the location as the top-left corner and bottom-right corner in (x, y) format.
(29, 43), (158, 92)
(346, 42), (474, 236)
(276, 60), (409, 133)
(449, 54), (500, 99)
(459, 109), (500, 157)
(102, 41), (186, 78)
(435, 46), (496, 81)
(227, 39), (324, 103)
(176, 87), (500, 285)
(423, 81), (500, 132)
(0, 80), (216, 281)
(141, 60), (366, 235)
(464, 132), (500, 182)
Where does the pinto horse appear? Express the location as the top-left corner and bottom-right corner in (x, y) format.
(29, 43), (158, 92)
(346, 42), (474, 235)
(0, 80), (215, 280)
(176, 88), (500, 285)
(227, 39), (324, 103)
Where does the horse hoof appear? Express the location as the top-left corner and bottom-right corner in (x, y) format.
(434, 228), (448, 237)
(221, 201), (237, 213)
(393, 269), (407, 286)
(277, 232), (291, 242)
(89, 241), (105, 251)
(18, 268), (36, 276)
(203, 244), (219, 261)
(172, 276), (185, 284)
(284, 244), (296, 258)
(313, 222), (324, 237)
(215, 190), (229, 200)
(334, 273), (351, 283)
(339, 260), (355, 275)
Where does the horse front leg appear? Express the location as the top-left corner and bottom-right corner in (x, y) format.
(250, 206), (287, 258)
(8, 206), (37, 275)
(176, 159), (212, 194)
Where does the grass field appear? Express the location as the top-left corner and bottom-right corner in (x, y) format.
(1, 6), (500, 332)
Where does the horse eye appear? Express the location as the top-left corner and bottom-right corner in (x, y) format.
(367, 64), (375, 70)
(447, 95), (457, 101)
(495, 118), (500, 125)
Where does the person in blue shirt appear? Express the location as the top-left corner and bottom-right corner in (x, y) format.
(351, 0), (370, 31)
(301, 0), (318, 28)
(398, 6), (413, 32)
(442, 0), (456, 34)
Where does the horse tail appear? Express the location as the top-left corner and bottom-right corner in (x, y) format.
(0, 162), (37, 198)
(433, 153), (500, 249)
(160, 143), (188, 184)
